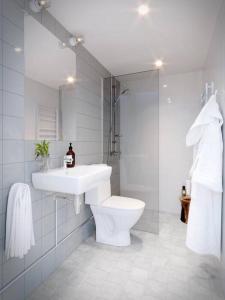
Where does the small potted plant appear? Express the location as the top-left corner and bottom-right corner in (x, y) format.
(35, 140), (50, 172)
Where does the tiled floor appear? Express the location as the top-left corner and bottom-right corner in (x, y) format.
(27, 214), (224, 300)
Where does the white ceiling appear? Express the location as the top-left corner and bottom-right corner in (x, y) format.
(48, 0), (222, 75)
(24, 15), (76, 89)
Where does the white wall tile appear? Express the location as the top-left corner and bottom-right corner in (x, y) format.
(78, 71), (102, 98)
(0, 91), (2, 116)
(24, 141), (36, 162)
(77, 127), (101, 142)
(75, 98), (101, 119)
(77, 57), (102, 86)
(42, 230), (55, 254)
(3, 91), (24, 118)
(24, 161), (40, 183)
(25, 239), (42, 268)
(3, 116), (24, 140)
(33, 219), (43, 241)
(3, 67), (24, 96)
(2, 275), (24, 300)
(3, 140), (24, 163)
(2, 256), (25, 285)
(2, 162), (24, 189)
(0, 40), (3, 66)
(0, 116), (2, 141)
(25, 262), (42, 298)
(76, 141), (102, 156)
(77, 114), (101, 131)
(0, 214), (5, 240)
(42, 213), (55, 237)
(41, 249), (56, 281)
(2, 0), (24, 30)
(32, 199), (42, 222)
(2, 17), (23, 48)
(0, 66), (3, 91)
(42, 194), (55, 217)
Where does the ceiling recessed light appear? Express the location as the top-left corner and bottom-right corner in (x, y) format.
(14, 47), (22, 53)
(163, 84), (167, 88)
(137, 4), (150, 16)
(67, 76), (75, 84)
(39, 0), (48, 5)
(155, 60), (163, 68)
(76, 36), (83, 43)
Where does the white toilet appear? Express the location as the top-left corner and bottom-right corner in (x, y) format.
(85, 180), (145, 246)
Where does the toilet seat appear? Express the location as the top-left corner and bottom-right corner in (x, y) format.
(102, 196), (145, 210)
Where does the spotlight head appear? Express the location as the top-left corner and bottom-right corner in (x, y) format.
(29, 0), (51, 13)
(69, 36), (84, 47)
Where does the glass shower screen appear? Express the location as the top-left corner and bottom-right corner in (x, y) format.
(110, 70), (159, 234)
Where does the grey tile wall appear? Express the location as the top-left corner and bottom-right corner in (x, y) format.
(0, 0), (115, 299)
(0, 1), (26, 298)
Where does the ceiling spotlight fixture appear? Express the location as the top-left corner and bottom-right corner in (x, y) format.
(138, 4), (150, 16)
(14, 47), (23, 53)
(163, 84), (167, 88)
(76, 36), (84, 43)
(69, 36), (84, 47)
(67, 76), (75, 84)
(155, 60), (163, 68)
(29, 0), (51, 13)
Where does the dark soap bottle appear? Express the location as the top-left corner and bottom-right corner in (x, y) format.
(182, 186), (186, 197)
(66, 143), (75, 168)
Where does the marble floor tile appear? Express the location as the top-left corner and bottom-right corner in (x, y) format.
(27, 213), (225, 300)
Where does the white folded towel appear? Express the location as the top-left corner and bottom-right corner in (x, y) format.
(5, 183), (35, 259)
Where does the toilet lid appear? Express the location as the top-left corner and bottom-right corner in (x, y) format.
(102, 196), (145, 210)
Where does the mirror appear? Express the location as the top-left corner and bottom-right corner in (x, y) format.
(24, 15), (76, 141)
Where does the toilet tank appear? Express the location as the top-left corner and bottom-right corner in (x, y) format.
(85, 180), (111, 206)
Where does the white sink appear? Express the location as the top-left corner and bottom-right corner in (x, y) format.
(32, 164), (112, 195)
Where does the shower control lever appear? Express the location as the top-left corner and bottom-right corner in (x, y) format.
(110, 151), (121, 156)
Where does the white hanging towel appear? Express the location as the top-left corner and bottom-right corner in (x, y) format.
(186, 94), (223, 258)
(5, 183), (35, 259)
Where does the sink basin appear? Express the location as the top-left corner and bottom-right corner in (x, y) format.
(32, 164), (112, 195)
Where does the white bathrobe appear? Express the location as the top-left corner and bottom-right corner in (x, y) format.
(186, 94), (223, 258)
(5, 183), (35, 259)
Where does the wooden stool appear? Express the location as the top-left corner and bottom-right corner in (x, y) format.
(180, 196), (191, 224)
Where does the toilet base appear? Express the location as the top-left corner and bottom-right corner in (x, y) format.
(96, 229), (131, 247)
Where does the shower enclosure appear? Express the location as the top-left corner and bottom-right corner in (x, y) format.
(104, 70), (159, 234)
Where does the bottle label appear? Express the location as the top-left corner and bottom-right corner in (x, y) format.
(64, 155), (73, 164)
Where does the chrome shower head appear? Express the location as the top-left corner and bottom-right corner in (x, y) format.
(114, 89), (129, 105)
(121, 89), (129, 95)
